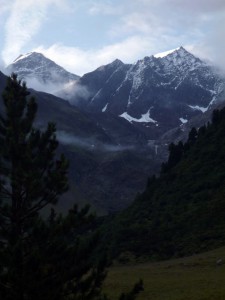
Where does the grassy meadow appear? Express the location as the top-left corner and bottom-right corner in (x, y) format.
(103, 247), (225, 300)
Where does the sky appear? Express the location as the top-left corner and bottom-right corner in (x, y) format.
(0, 0), (225, 75)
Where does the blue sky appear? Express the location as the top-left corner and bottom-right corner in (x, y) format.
(0, 0), (225, 75)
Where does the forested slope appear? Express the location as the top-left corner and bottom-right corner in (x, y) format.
(105, 106), (225, 260)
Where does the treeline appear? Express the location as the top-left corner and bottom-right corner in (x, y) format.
(101, 106), (225, 261)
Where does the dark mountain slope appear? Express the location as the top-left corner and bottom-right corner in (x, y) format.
(69, 47), (225, 138)
(0, 72), (161, 212)
(30, 91), (163, 212)
(105, 105), (225, 259)
(0, 71), (7, 90)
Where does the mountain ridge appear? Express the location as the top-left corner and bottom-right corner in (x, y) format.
(65, 47), (225, 140)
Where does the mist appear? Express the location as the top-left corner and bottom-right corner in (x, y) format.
(24, 77), (63, 94)
(56, 81), (91, 104)
(56, 131), (134, 153)
(13, 74), (90, 105)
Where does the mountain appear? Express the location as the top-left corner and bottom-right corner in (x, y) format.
(8, 48), (225, 143)
(3, 48), (225, 213)
(0, 71), (162, 213)
(159, 97), (225, 145)
(0, 72), (106, 142)
(67, 47), (225, 139)
(6, 52), (79, 94)
(102, 106), (225, 260)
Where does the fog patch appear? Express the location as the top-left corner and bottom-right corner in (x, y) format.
(57, 131), (96, 149)
(13, 76), (78, 98)
(23, 77), (61, 94)
(103, 143), (134, 152)
(0, 56), (6, 74)
(56, 81), (91, 104)
(0, 66), (7, 76)
(4, 63), (79, 97)
(1, 63), (10, 76)
(56, 131), (134, 152)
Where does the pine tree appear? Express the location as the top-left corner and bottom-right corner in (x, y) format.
(0, 74), (143, 300)
(161, 141), (184, 173)
(187, 127), (198, 145)
(0, 73), (69, 300)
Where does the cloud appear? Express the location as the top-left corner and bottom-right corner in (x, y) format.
(34, 36), (154, 75)
(168, 0), (225, 13)
(56, 81), (91, 104)
(110, 0), (225, 70)
(56, 131), (134, 152)
(0, 0), (12, 16)
(2, 0), (225, 75)
(22, 76), (64, 95)
(0, 58), (7, 74)
(135, 0), (225, 12)
(113, 0), (220, 36)
(88, 1), (121, 16)
(2, 0), (69, 64)
(57, 131), (95, 148)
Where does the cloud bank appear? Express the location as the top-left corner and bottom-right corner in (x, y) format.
(34, 36), (152, 75)
(36, 0), (225, 74)
(1, 0), (225, 74)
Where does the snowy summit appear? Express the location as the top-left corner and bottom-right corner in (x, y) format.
(154, 47), (181, 58)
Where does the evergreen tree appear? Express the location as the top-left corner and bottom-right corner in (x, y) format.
(0, 75), (143, 300)
(187, 127), (198, 145)
(161, 141), (184, 173)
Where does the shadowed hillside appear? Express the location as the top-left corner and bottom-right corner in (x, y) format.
(103, 105), (225, 259)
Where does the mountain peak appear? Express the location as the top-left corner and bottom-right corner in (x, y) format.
(154, 47), (181, 58)
(13, 52), (44, 63)
(7, 51), (79, 94)
(154, 46), (191, 59)
(96, 59), (124, 72)
(171, 46), (194, 57)
(111, 58), (124, 67)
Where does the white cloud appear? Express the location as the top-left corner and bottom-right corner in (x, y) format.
(2, 0), (225, 74)
(2, 0), (69, 64)
(113, 1), (214, 37)
(168, 0), (225, 13)
(34, 36), (155, 75)
(0, 0), (12, 15)
(88, 1), (121, 16)
(135, 0), (225, 13)
(109, 0), (225, 70)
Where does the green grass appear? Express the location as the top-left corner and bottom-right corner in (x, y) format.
(103, 246), (225, 300)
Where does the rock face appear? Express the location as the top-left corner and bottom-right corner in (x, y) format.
(67, 47), (225, 138)
(7, 48), (225, 140)
(6, 52), (79, 94)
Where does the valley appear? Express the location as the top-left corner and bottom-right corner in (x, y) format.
(2, 48), (225, 213)
(1, 2), (225, 300)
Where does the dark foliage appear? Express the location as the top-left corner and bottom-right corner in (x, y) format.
(102, 106), (225, 261)
(0, 74), (143, 300)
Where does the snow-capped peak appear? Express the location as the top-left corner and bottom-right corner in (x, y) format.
(13, 52), (39, 63)
(7, 51), (79, 95)
(154, 46), (194, 60)
(154, 47), (181, 58)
